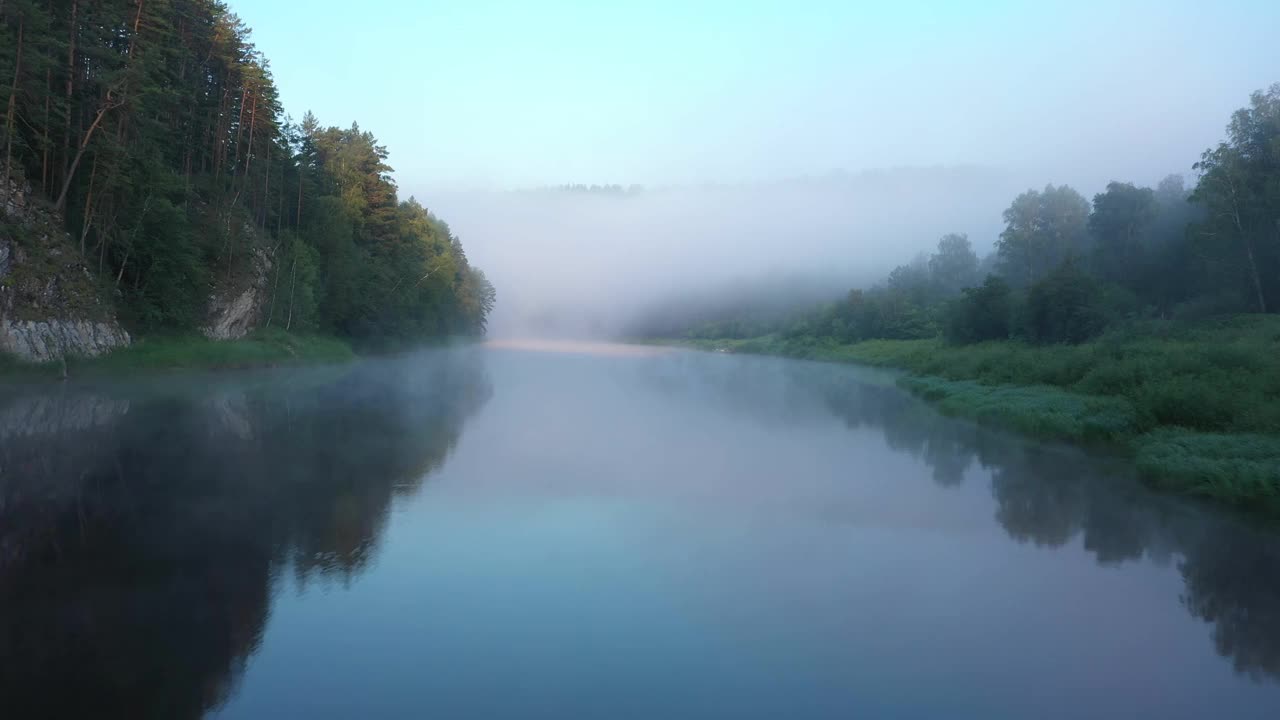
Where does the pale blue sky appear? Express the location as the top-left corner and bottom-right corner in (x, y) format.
(231, 0), (1279, 191)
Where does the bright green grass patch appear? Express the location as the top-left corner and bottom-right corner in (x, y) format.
(898, 376), (1140, 443)
(75, 328), (355, 372)
(1136, 430), (1280, 504)
(0, 328), (354, 379)
(668, 315), (1280, 437)
(657, 315), (1280, 504)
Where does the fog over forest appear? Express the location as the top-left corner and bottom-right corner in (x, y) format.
(426, 165), (1178, 338)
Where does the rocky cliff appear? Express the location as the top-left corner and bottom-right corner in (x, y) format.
(204, 241), (274, 341)
(0, 179), (131, 362)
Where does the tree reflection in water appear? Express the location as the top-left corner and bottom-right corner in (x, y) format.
(647, 353), (1280, 684)
(817, 363), (1280, 684)
(0, 349), (491, 719)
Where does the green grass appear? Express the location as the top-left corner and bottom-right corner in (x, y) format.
(898, 376), (1140, 443)
(0, 327), (355, 380)
(657, 315), (1280, 504)
(1136, 430), (1280, 507)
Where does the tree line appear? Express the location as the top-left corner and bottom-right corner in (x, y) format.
(684, 84), (1280, 346)
(1, 0), (493, 343)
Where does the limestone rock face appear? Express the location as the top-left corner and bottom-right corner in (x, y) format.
(204, 245), (273, 341)
(0, 179), (131, 362)
(0, 318), (131, 362)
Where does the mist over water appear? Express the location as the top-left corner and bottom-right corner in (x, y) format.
(426, 167), (1039, 338)
(3, 346), (1280, 718)
(4, 1), (1280, 717)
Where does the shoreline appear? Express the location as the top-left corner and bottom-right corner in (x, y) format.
(648, 326), (1280, 511)
(0, 328), (357, 381)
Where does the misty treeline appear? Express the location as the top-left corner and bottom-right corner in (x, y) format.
(555, 183), (643, 195)
(680, 84), (1280, 347)
(0, 0), (493, 342)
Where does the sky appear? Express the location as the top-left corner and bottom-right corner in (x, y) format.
(232, 0), (1278, 192)
(230, 0), (1279, 336)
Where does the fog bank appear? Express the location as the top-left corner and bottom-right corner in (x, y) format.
(426, 166), (1045, 337)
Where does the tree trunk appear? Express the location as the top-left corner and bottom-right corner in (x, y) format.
(224, 92), (256, 276)
(130, 1), (144, 50)
(276, 163), (285, 233)
(265, 241), (283, 328)
(214, 83), (230, 182)
(260, 141), (270, 229)
(97, 215), (108, 274)
(56, 93), (117, 211)
(41, 61), (50, 194)
(79, 152), (97, 255)
(114, 246), (129, 287)
(242, 90), (256, 188)
(286, 254), (298, 331)
(232, 86), (247, 173)
(1228, 181), (1267, 313)
(3, 15), (24, 196)
(1244, 243), (1266, 313)
(62, 0), (78, 190)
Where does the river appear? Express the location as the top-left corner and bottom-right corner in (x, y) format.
(2, 342), (1279, 718)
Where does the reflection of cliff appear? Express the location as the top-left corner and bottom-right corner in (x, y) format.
(0, 349), (491, 719)
(652, 354), (1280, 685)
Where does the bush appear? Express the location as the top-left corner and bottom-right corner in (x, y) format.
(899, 376), (1140, 442)
(122, 198), (209, 331)
(944, 274), (1012, 344)
(1137, 430), (1280, 503)
(1022, 260), (1106, 344)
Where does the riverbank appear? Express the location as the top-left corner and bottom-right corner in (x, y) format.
(0, 328), (356, 380)
(658, 315), (1280, 507)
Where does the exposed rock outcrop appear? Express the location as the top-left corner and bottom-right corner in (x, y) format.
(204, 243), (273, 341)
(0, 178), (131, 362)
(0, 318), (131, 363)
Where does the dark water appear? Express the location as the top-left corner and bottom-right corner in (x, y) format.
(2, 343), (1280, 719)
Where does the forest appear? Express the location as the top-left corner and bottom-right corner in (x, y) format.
(0, 0), (493, 352)
(677, 85), (1280, 345)
(664, 84), (1280, 504)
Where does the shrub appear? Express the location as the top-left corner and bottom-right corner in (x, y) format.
(1022, 260), (1106, 344)
(1136, 430), (1280, 502)
(944, 274), (1013, 344)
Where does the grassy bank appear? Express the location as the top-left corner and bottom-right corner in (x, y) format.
(0, 328), (355, 380)
(664, 315), (1280, 506)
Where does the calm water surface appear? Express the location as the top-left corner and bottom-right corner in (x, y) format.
(3, 343), (1280, 718)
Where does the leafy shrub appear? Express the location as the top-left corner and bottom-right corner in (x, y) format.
(123, 198), (209, 331)
(1137, 430), (1280, 502)
(898, 376), (1139, 442)
(944, 274), (1012, 344)
(1022, 260), (1106, 344)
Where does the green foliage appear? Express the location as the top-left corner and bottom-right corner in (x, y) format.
(1089, 182), (1156, 287)
(1191, 83), (1280, 314)
(1, 0), (493, 353)
(265, 232), (321, 332)
(0, 329), (354, 379)
(928, 233), (980, 295)
(899, 376), (1139, 442)
(1021, 260), (1106, 344)
(67, 329), (355, 372)
(997, 184), (1091, 286)
(121, 197), (208, 331)
(944, 274), (1012, 344)
(672, 315), (1280, 502)
(1137, 430), (1280, 504)
(651, 84), (1280, 505)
